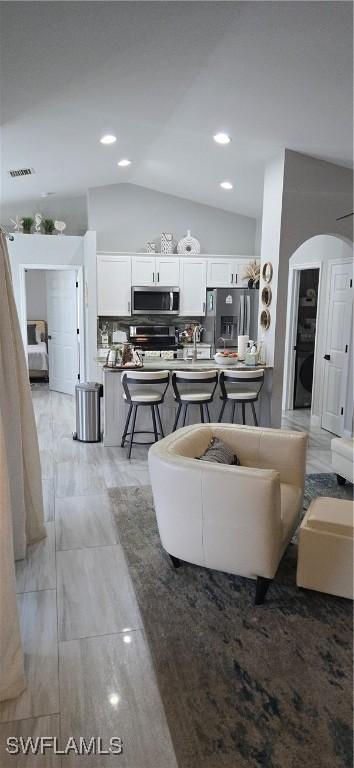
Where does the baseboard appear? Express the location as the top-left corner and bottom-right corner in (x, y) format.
(343, 429), (353, 439)
(310, 414), (320, 427)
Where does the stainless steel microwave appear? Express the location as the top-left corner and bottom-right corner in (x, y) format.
(131, 286), (180, 315)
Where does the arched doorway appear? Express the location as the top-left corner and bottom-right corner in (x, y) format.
(282, 234), (353, 437)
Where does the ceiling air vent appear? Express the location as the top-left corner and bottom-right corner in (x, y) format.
(8, 167), (35, 178)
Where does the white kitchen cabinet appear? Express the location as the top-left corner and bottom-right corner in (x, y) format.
(207, 257), (254, 287)
(155, 256), (180, 286)
(131, 256), (156, 286)
(207, 258), (234, 287)
(179, 258), (207, 316)
(97, 254), (132, 316)
(132, 255), (179, 286)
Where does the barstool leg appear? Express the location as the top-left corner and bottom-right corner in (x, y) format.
(231, 401), (236, 423)
(173, 403), (181, 432)
(251, 401), (258, 426)
(200, 404), (205, 423)
(128, 405), (138, 459)
(121, 404), (133, 447)
(156, 405), (164, 438)
(218, 400), (226, 422)
(241, 402), (246, 425)
(182, 404), (188, 426)
(151, 405), (158, 443)
(205, 403), (211, 422)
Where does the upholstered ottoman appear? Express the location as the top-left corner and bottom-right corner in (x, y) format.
(331, 437), (354, 485)
(297, 497), (353, 599)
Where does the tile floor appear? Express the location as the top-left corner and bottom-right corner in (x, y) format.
(0, 387), (335, 766)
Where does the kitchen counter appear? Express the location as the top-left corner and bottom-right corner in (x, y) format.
(103, 360), (270, 372)
(102, 360), (273, 447)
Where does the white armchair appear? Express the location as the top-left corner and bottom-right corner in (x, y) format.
(149, 424), (308, 603)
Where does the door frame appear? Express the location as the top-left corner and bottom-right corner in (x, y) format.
(19, 263), (85, 383)
(282, 261), (322, 413)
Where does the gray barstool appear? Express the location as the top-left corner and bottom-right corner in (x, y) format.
(218, 369), (264, 425)
(121, 370), (170, 458)
(172, 370), (218, 431)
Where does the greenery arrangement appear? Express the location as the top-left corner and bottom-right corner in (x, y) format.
(42, 218), (55, 234)
(22, 216), (34, 234)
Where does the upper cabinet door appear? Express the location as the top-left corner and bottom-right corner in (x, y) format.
(207, 258), (234, 287)
(97, 254), (132, 316)
(155, 256), (180, 286)
(179, 259), (207, 316)
(131, 256), (156, 286)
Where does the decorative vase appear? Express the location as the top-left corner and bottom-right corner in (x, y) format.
(146, 242), (156, 253)
(160, 233), (174, 254)
(177, 230), (200, 255)
(254, 278), (260, 289)
(248, 279), (254, 289)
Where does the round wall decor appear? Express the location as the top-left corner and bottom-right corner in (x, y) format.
(261, 285), (272, 306)
(177, 230), (201, 255)
(262, 262), (273, 283)
(260, 309), (271, 330)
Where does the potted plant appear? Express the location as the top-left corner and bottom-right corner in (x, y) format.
(22, 216), (34, 234)
(42, 218), (55, 235)
(243, 260), (260, 288)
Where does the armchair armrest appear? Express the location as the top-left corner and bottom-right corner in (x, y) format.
(258, 429), (308, 487)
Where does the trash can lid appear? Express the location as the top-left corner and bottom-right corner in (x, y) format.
(75, 382), (101, 391)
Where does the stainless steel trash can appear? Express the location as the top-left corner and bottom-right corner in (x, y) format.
(73, 382), (102, 442)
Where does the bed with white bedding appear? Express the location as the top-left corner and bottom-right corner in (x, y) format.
(27, 320), (49, 379)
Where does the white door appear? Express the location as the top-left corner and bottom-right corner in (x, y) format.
(131, 256), (155, 286)
(46, 271), (79, 396)
(322, 261), (353, 435)
(179, 259), (207, 316)
(155, 256), (180, 286)
(207, 258), (233, 287)
(97, 254), (131, 315)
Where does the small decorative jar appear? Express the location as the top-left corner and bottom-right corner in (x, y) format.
(146, 242), (156, 253)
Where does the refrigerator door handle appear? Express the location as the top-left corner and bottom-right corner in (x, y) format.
(239, 295), (244, 334)
(246, 294), (250, 336)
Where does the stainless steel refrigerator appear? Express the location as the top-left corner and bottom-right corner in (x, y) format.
(203, 288), (259, 350)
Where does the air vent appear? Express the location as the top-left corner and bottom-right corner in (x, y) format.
(8, 168), (35, 178)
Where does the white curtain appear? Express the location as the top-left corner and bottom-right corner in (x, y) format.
(0, 233), (46, 701)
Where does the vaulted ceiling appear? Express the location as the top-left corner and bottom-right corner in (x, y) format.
(1, 1), (352, 217)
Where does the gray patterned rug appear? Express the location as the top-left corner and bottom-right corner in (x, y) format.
(109, 475), (353, 768)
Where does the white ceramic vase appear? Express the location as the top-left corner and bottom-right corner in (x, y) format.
(177, 230), (201, 255)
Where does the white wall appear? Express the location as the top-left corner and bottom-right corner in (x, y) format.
(283, 236), (353, 434)
(25, 269), (47, 321)
(88, 182), (257, 254)
(259, 150), (353, 426)
(1, 196), (87, 236)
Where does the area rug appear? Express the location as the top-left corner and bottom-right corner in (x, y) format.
(109, 475), (353, 768)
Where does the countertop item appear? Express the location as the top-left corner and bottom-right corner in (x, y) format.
(103, 360), (271, 372)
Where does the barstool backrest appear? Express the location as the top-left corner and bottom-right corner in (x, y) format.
(172, 369), (218, 401)
(121, 369), (170, 402)
(221, 369), (264, 383)
(219, 368), (264, 399)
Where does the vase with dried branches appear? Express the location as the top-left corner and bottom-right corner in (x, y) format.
(243, 260), (260, 288)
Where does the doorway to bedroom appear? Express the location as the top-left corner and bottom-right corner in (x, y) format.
(23, 265), (84, 396)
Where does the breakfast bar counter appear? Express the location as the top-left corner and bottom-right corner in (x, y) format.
(102, 360), (273, 447)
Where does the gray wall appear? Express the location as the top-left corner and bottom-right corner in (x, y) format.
(88, 182), (257, 254)
(1, 195), (87, 236)
(25, 269), (47, 321)
(259, 149), (353, 427)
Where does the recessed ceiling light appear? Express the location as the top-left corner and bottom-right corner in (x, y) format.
(213, 132), (231, 145)
(100, 134), (117, 145)
(117, 159), (131, 167)
(40, 192), (54, 198)
(220, 181), (233, 190)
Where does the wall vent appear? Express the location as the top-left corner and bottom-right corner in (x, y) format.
(8, 168), (35, 178)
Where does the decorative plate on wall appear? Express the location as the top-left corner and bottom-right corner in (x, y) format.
(177, 230), (201, 255)
(260, 309), (271, 330)
(261, 285), (272, 306)
(262, 262), (273, 283)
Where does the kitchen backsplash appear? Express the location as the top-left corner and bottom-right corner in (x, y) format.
(97, 316), (203, 346)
